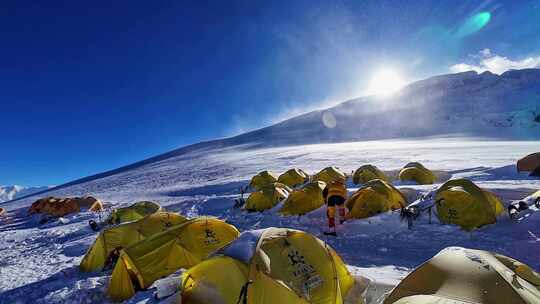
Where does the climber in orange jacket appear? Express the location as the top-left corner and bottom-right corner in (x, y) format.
(323, 179), (348, 236)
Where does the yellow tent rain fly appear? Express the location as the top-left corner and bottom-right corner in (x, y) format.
(352, 164), (389, 185)
(107, 217), (239, 301)
(313, 166), (347, 184)
(180, 227), (355, 304)
(384, 246), (540, 304)
(278, 168), (310, 188)
(279, 181), (327, 216)
(244, 182), (291, 211)
(107, 201), (162, 224)
(80, 212), (188, 272)
(249, 170), (278, 191)
(346, 179), (407, 219)
(435, 178), (504, 230)
(398, 162), (436, 185)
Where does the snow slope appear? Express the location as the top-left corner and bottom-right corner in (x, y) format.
(227, 69), (540, 146)
(8, 69), (540, 203)
(1, 69), (540, 303)
(0, 186), (51, 203)
(1, 138), (539, 304)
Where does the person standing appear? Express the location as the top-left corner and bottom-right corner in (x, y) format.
(323, 179), (348, 236)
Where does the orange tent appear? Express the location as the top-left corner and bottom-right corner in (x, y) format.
(28, 196), (103, 217)
(76, 196), (103, 211)
(517, 152), (540, 172)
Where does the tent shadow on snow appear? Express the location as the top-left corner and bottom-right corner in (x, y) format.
(0, 217), (36, 232)
(0, 266), (109, 303)
(0, 206), (46, 232)
(488, 187), (540, 201)
(462, 164), (538, 181)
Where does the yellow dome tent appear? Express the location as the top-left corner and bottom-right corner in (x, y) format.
(107, 201), (162, 224)
(517, 152), (540, 172)
(313, 166), (347, 184)
(435, 179), (504, 231)
(107, 217), (239, 301)
(352, 164), (388, 185)
(244, 183), (292, 211)
(384, 246), (540, 304)
(346, 179), (407, 219)
(80, 212), (188, 272)
(180, 227), (355, 304)
(278, 168), (310, 188)
(398, 162), (436, 185)
(279, 181), (327, 216)
(249, 170), (278, 191)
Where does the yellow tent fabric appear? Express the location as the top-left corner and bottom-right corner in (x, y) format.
(435, 179), (504, 230)
(345, 179), (407, 219)
(398, 162), (436, 185)
(533, 190), (540, 199)
(80, 211), (188, 272)
(352, 165), (389, 185)
(180, 227), (354, 304)
(181, 256), (249, 304)
(279, 181), (327, 216)
(244, 183), (291, 211)
(384, 246), (540, 304)
(249, 171), (278, 191)
(107, 201), (162, 224)
(107, 217), (239, 301)
(313, 166), (347, 184)
(517, 152), (540, 172)
(278, 168), (310, 188)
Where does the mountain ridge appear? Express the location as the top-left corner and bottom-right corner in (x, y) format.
(3, 68), (539, 204)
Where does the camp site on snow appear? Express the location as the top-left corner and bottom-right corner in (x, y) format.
(2, 3), (540, 303)
(1, 152), (539, 304)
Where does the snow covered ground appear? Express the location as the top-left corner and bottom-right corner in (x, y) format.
(1, 138), (539, 303)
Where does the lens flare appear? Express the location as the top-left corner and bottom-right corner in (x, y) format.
(322, 112), (337, 128)
(455, 12), (491, 38)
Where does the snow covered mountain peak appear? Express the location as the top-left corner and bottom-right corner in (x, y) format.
(224, 68), (540, 147)
(0, 185), (52, 202)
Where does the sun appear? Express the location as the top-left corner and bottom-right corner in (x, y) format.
(367, 68), (406, 96)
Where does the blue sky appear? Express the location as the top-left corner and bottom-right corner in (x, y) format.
(1, 1), (539, 186)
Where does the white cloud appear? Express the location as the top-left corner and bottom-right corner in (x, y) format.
(450, 49), (540, 74)
(479, 48), (491, 57)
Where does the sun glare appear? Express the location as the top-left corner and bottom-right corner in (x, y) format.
(367, 68), (406, 96)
